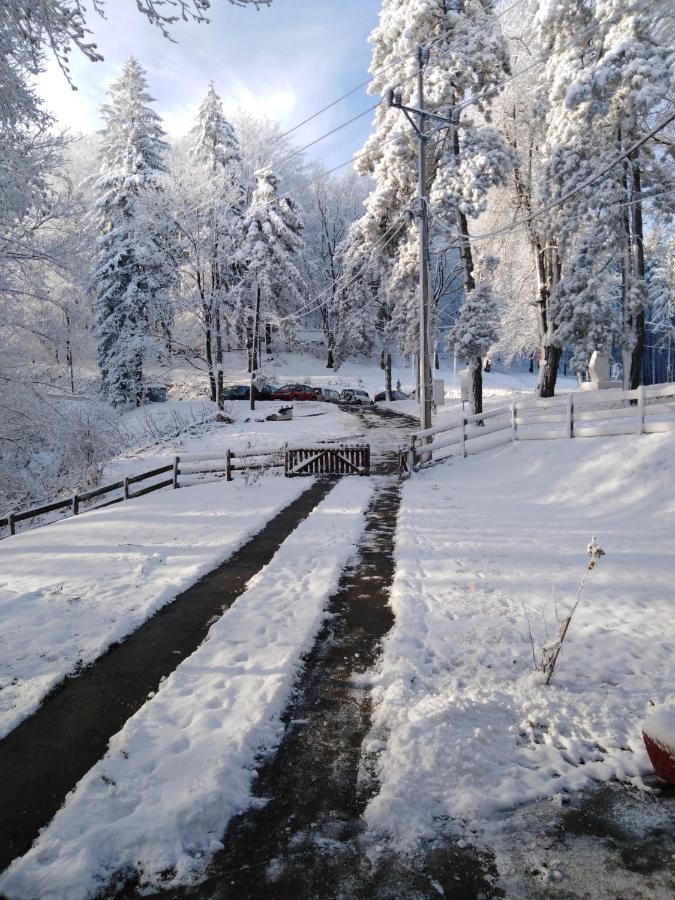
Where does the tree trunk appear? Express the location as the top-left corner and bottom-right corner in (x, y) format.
(468, 356), (482, 417)
(539, 345), (562, 398)
(385, 352), (392, 401)
(250, 285), (261, 372)
(536, 243), (562, 397)
(214, 301), (224, 410)
(456, 205), (484, 418)
(265, 322), (273, 355)
(204, 308), (217, 402)
(629, 150), (646, 389)
(326, 344), (335, 368)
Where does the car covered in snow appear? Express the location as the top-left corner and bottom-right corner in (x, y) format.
(270, 383), (316, 401)
(339, 388), (372, 405)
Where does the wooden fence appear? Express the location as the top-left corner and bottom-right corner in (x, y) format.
(285, 445), (370, 477)
(0, 441), (370, 540)
(400, 381), (675, 475)
(0, 447), (285, 540)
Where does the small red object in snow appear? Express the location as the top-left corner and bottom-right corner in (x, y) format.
(642, 707), (675, 785)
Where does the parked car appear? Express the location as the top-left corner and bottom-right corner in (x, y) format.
(271, 383), (316, 401)
(221, 384), (250, 400)
(374, 390), (409, 402)
(339, 388), (372, 405)
(313, 386), (342, 403)
(256, 383), (279, 400)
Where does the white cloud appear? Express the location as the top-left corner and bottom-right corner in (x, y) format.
(33, 0), (381, 164)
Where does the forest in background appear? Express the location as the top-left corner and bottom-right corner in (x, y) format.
(1, 0), (674, 510)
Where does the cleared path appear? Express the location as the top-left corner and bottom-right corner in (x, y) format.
(0, 479), (334, 874)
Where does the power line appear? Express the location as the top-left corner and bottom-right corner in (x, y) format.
(277, 213), (408, 325)
(272, 0), (529, 147)
(455, 112), (675, 243)
(276, 102), (382, 167)
(303, 4), (629, 185)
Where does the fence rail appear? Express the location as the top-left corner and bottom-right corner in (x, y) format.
(400, 382), (675, 476)
(0, 441), (370, 540)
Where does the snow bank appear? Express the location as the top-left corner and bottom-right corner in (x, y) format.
(363, 432), (675, 846)
(1, 478), (374, 898)
(0, 477), (309, 739)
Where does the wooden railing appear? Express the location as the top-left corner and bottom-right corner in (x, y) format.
(0, 448), (284, 540)
(400, 381), (675, 475)
(0, 441), (367, 540)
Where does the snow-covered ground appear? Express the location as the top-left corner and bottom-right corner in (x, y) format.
(363, 430), (675, 848)
(0, 477), (310, 739)
(0, 478), (374, 899)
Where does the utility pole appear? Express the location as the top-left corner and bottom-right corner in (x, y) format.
(250, 285), (261, 411)
(389, 47), (452, 436)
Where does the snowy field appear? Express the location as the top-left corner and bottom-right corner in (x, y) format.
(363, 430), (675, 848)
(0, 477), (310, 739)
(0, 478), (373, 899)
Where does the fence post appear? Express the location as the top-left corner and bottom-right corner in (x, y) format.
(8, 513), (16, 536)
(637, 385), (645, 435)
(460, 416), (467, 458)
(123, 477), (130, 500)
(72, 494), (80, 515)
(511, 401), (517, 442)
(173, 456), (180, 489)
(566, 393), (574, 439)
(226, 449), (233, 481)
(410, 433), (417, 469)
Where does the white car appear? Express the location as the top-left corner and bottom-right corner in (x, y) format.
(339, 388), (372, 405)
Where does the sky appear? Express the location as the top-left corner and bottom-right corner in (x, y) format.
(36, 0), (383, 170)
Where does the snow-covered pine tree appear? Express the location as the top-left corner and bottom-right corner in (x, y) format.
(92, 57), (172, 406)
(356, 0), (516, 416)
(448, 257), (499, 413)
(549, 223), (618, 378)
(241, 168), (305, 370)
(189, 82), (245, 406)
(537, 0), (675, 390)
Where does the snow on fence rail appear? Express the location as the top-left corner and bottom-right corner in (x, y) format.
(0, 448), (282, 540)
(0, 441), (372, 540)
(399, 381), (675, 476)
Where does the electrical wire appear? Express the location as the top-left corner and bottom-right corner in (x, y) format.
(276, 213), (409, 325)
(433, 113), (675, 244)
(291, 4), (634, 184)
(271, 0), (530, 147)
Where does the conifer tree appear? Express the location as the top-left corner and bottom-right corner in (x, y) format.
(92, 57), (171, 406)
(189, 82), (244, 406)
(241, 168), (305, 370)
(537, 0), (675, 390)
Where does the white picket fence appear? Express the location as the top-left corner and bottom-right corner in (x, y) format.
(401, 382), (675, 473)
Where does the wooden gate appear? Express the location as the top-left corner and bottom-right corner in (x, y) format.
(285, 445), (370, 477)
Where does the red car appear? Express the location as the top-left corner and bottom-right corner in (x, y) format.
(270, 383), (316, 401)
